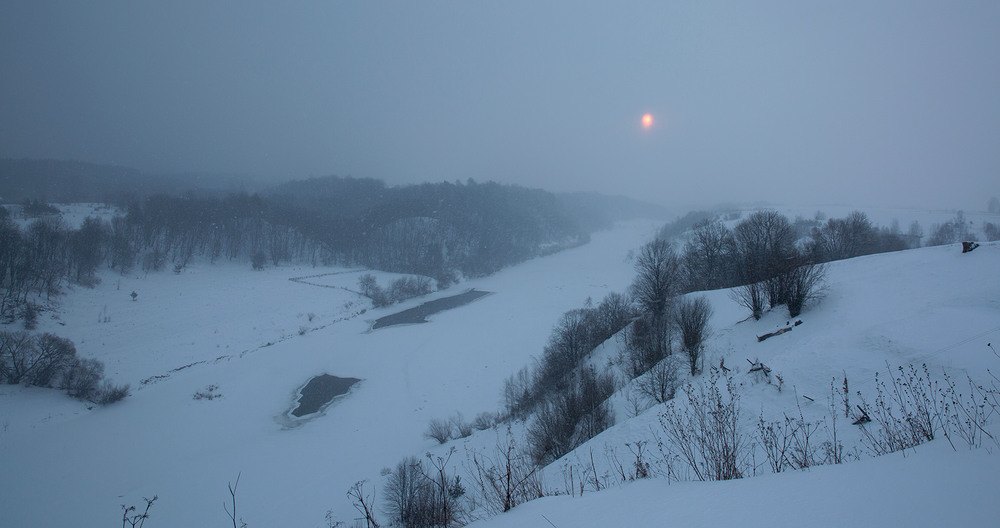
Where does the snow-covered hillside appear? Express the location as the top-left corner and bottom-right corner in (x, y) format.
(2, 210), (999, 528)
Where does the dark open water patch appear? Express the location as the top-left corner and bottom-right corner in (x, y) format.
(291, 374), (361, 418)
(371, 289), (492, 330)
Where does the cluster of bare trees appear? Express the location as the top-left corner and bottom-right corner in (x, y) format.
(1, 194), (330, 321)
(502, 293), (633, 421)
(120, 193), (325, 272)
(0, 209), (112, 320)
(0, 330), (127, 404)
(376, 451), (466, 528)
(680, 210), (916, 317)
(625, 239), (714, 380)
(926, 210), (979, 246)
(357, 274), (434, 308)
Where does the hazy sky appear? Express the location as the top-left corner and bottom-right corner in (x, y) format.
(2, 1), (998, 209)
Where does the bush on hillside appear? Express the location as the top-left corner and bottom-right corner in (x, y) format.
(676, 296), (712, 375)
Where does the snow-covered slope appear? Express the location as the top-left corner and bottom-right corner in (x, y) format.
(466, 235), (1000, 527)
(468, 441), (1000, 528)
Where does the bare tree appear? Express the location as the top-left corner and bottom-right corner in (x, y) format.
(811, 211), (876, 261)
(60, 357), (104, 400)
(784, 262), (826, 317)
(418, 448), (464, 528)
(630, 239), (683, 320)
(383, 456), (424, 527)
(636, 356), (680, 404)
(729, 280), (766, 321)
(681, 220), (737, 291)
(629, 239), (682, 363)
(733, 210), (796, 307)
(675, 296), (712, 375)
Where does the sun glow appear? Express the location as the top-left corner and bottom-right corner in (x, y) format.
(641, 113), (654, 130)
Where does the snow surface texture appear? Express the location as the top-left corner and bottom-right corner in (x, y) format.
(2, 211), (1000, 527)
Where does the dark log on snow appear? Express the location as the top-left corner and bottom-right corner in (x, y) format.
(962, 241), (980, 253)
(852, 405), (871, 425)
(758, 326), (792, 342)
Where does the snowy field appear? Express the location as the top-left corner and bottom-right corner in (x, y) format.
(2, 208), (1000, 527)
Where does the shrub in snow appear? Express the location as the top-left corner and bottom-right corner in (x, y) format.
(386, 275), (432, 303)
(624, 314), (672, 379)
(251, 250), (267, 270)
(96, 382), (130, 405)
(658, 369), (750, 481)
(636, 356), (681, 404)
(730, 280), (767, 321)
(450, 413), (473, 439)
(468, 427), (544, 515)
(60, 357), (104, 400)
(675, 296), (712, 375)
(855, 363), (999, 455)
(471, 411), (498, 431)
(783, 261), (826, 318)
(0, 331), (76, 387)
(193, 385), (222, 400)
(526, 367), (615, 465)
(425, 417), (453, 444)
(382, 451), (465, 528)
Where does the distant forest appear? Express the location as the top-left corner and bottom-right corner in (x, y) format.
(0, 159), (665, 321)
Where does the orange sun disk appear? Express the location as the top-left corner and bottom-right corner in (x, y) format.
(642, 113), (653, 129)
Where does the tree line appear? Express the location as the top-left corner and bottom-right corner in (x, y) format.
(1, 177), (609, 324)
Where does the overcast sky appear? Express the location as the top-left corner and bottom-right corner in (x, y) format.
(2, 1), (998, 210)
